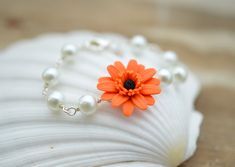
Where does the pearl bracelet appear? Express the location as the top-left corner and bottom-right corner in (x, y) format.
(42, 35), (188, 117)
(41, 40), (106, 116)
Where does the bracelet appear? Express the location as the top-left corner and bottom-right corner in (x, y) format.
(41, 35), (188, 117)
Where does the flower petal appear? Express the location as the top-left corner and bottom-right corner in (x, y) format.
(140, 68), (156, 82)
(127, 59), (138, 72)
(137, 64), (145, 73)
(122, 101), (134, 117)
(101, 92), (116, 100)
(98, 77), (113, 83)
(97, 81), (117, 92)
(112, 94), (129, 107)
(107, 65), (119, 79)
(141, 84), (161, 95)
(144, 95), (155, 105)
(131, 94), (147, 110)
(114, 61), (125, 72)
(144, 78), (160, 85)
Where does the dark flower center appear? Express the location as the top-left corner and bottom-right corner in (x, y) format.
(124, 79), (135, 90)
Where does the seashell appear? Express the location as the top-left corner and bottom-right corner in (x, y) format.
(0, 31), (203, 167)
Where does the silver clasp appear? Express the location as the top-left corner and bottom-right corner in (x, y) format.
(60, 105), (80, 116)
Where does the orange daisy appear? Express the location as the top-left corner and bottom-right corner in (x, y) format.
(97, 59), (161, 117)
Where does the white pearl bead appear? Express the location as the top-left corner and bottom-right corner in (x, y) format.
(78, 95), (97, 115)
(173, 66), (188, 83)
(131, 35), (147, 47)
(61, 44), (77, 58)
(42, 67), (59, 84)
(158, 69), (173, 85)
(163, 51), (178, 64)
(47, 91), (64, 111)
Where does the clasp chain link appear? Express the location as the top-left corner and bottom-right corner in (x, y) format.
(42, 83), (49, 96)
(60, 105), (80, 116)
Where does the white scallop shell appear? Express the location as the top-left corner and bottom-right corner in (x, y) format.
(0, 31), (203, 167)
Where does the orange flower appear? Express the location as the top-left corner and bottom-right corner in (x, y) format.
(97, 59), (161, 117)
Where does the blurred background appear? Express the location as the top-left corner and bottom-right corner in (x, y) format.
(0, 0), (234, 166)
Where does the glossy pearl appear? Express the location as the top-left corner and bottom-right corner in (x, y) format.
(131, 35), (147, 47)
(173, 66), (188, 83)
(47, 91), (64, 111)
(61, 44), (77, 58)
(42, 67), (59, 84)
(163, 51), (178, 64)
(78, 95), (97, 115)
(158, 69), (173, 85)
